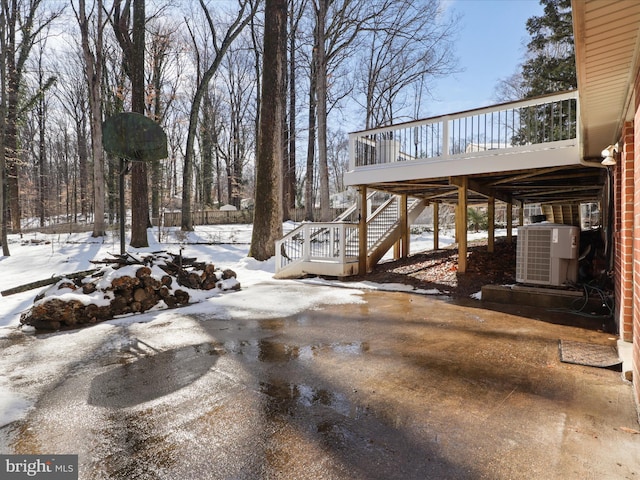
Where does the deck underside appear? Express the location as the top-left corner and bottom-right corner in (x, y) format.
(346, 162), (605, 207)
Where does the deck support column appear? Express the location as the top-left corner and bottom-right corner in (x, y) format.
(506, 202), (513, 243)
(457, 178), (468, 273)
(433, 203), (439, 250)
(454, 205), (458, 242)
(400, 194), (409, 258)
(358, 185), (368, 274)
(393, 195), (409, 260)
(518, 202), (524, 227)
(488, 196), (495, 253)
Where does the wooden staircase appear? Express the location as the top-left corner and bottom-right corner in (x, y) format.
(274, 195), (426, 279)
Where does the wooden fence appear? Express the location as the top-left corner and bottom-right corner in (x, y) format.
(161, 208), (346, 227)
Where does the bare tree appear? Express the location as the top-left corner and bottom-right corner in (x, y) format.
(179, 0), (258, 231)
(282, 0), (304, 220)
(73, 0), (109, 237)
(0, 1), (8, 255)
(310, 0), (377, 221)
(358, 0), (458, 128)
(102, 48), (128, 225)
(112, 0), (149, 247)
(30, 36), (56, 227)
(327, 128), (348, 193)
(303, 33), (317, 221)
(219, 40), (257, 209)
(56, 50), (91, 219)
(494, 72), (529, 102)
(249, 0), (286, 260)
(145, 19), (182, 225)
(314, 0), (329, 221)
(1, 0), (63, 233)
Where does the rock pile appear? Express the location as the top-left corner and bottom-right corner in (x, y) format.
(19, 252), (239, 331)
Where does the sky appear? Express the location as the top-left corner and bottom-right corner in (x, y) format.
(428, 0), (544, 116)
(0, 223), (508, 429)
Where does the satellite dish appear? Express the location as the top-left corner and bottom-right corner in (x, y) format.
(102, 112), (168, 161)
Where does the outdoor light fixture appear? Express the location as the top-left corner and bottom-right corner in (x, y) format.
(601, 143), (618, 166)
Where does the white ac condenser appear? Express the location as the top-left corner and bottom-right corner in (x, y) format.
(516, 224), (579, 286)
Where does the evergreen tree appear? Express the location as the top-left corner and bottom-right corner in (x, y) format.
(521, 0), (576, 97)
(509, 0), (576, 146)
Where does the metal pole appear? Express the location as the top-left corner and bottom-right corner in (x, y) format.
(120, 158), (125, 255)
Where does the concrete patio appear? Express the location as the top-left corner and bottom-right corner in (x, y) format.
(2, 288), (639, 479)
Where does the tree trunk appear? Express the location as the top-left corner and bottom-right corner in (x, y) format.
(150, 55), (163, 224)
(214, 126), (222, 206)
(89, 82), (106, 237)
(77, 0), (106, 237)
(5, 0), (19, 233)
(129, 0), (149, 248)
(37, 81), (46, 227)
(77, 114), (89, 217)
(0, 2), (8, 254)
(201, 90), (214, 207)
(249, 0), (286, 260)
(6, 50), (20, 232)
(315, 0), (330, 222)
(304, 45), (317, 221)
(282, 3), (296, 221)
(232, 108), (243, 209)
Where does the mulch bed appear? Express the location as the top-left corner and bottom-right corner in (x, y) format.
(347, 238), (517, 298)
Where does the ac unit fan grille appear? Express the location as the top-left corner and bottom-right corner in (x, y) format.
(517, 229), (552, 282)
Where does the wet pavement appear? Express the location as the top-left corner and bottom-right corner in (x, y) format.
(2, 289), (640, 479)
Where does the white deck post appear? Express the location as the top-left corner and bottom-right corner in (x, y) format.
(303, 224), (311, 261)
(348, 132), (356, 171)
(442, 117), (450, 157)
(358, 185), (368, 274)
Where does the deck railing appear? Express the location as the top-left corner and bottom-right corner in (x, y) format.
(276, 222), (360, 272)
(349, 90), (578, 170)
(275, 195), (426, 277)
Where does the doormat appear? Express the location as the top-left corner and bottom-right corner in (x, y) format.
(558, 340), (622, 370)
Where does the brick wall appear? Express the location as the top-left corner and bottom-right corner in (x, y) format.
(634, 103), (640, 406)
(619, 122), (635, 342)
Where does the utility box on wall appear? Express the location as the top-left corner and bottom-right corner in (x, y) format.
(516, 224), (579, 286)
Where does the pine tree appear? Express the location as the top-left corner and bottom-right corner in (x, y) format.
(521, 0), (576, 97)
(508, 0), (576, 146)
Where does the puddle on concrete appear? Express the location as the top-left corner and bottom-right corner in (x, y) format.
(260, 379), (369, 420)
(88, 342), (222, 408)
(258, 339), (300, 362)
(223, 338), (370, 363)
(259, 318), (286, 331)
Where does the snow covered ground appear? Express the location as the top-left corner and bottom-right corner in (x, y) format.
(0, 222), (484, 431)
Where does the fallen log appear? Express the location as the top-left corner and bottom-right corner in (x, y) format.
(1, 269), (100, 297)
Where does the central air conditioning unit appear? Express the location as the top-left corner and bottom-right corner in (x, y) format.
(516, 224), (579, 286)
